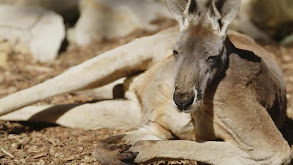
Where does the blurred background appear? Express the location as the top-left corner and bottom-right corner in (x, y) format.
(0, 0), (292, 164)
(0, 0), (292, 62)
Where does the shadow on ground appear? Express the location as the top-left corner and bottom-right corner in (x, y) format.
(0, 121), (57, 134)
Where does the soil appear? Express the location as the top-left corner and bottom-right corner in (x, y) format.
(0, 20), (293, 165)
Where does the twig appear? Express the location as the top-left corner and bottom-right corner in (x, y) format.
(0, 147), (14, 158)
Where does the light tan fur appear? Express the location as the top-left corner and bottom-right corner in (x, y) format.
(0, 0), (291, 164)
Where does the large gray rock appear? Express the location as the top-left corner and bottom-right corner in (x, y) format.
(70, 0), (172, 46)
(0, 0), (79, 22)
(0, 5), (65, 62)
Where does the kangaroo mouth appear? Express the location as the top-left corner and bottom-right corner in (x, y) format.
(174, 106), (192, 113)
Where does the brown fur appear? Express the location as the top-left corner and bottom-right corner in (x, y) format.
(0, 0), (291, 164)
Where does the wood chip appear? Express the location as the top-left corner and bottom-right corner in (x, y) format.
(62, 155), (75, 162)
(0, 147), (14, 158)
(0, 150), (5, 158)
(33, 152), (47, 159)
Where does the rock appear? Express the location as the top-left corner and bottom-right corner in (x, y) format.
(0, 5), (65, 62)
(0, 0), (80, 22)
(70, 0), (172, 46)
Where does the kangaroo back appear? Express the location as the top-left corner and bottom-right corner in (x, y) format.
(228, 31), (285, 89)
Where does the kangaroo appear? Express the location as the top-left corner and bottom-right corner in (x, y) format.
(0, 0), (291, 164)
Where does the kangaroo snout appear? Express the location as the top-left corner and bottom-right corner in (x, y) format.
(173, 89), (195, 111)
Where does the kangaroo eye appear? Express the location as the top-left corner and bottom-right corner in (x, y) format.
(173, 50), (179, 56)
(207, 55), (219, 61)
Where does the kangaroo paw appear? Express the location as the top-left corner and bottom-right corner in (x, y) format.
(94, 135), (139, 165)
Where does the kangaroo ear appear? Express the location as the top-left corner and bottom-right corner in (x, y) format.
(166, 0), (199, 29)
(208, 0), (240, 35)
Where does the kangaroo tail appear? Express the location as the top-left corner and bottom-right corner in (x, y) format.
(0, 100), (142, 130)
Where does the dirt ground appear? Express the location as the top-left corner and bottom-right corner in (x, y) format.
(0, 21), (293, 164)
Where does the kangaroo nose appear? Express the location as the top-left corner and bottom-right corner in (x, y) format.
(173, 91), (195, 111)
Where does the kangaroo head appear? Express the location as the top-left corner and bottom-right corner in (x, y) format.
(166, 0), (240, 112)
